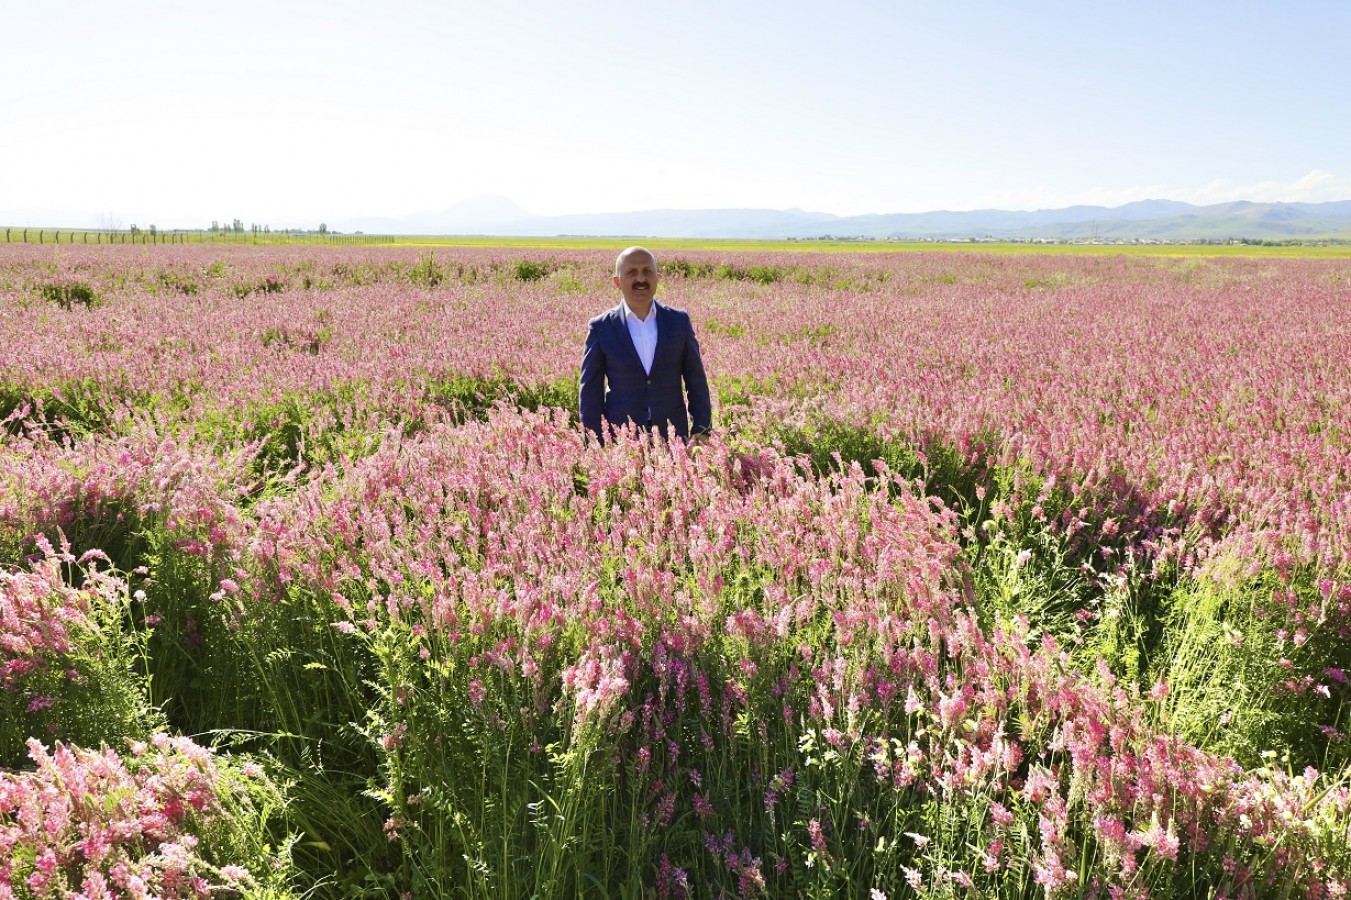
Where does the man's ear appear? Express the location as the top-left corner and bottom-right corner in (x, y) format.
(612, 275), (622, 288)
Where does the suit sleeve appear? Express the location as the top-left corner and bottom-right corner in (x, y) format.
(682, 319), (713, 436)
(579, 320), (606, 439)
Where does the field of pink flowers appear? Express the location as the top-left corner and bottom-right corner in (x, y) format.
(1, 244), (1349, 898)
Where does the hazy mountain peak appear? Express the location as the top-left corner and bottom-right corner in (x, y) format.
(334, 196), (1351, 240)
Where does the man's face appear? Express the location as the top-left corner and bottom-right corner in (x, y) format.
(614, 250), (660, 310)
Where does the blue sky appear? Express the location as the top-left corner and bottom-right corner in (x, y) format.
(3, 0), (1348, 228)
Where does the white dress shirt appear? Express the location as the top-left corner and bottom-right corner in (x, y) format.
(622, 300), (658, 375)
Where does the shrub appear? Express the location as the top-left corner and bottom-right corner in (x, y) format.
(37, 280), (100, 309)
(511, 259), (553, 282)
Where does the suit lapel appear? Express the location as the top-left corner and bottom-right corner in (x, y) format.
(650, 303), (668, 370)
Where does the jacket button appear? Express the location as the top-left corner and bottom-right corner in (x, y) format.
(646, 378), (652, 385)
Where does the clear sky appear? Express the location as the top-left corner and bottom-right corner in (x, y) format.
(3, 0), (1349, 229)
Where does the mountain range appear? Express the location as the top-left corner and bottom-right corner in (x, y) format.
(336, 197), (1351, 241)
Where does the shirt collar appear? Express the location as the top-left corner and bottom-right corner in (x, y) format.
(621, 298), (657, 324)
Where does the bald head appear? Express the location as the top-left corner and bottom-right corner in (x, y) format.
(613, 246), (660, 314)
(614, 246), (657, 276)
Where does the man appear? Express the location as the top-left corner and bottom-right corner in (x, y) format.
(580, 246), (712, 443)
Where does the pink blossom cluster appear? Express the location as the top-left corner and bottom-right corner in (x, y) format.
(235, 407), (957, 668)
(0, 245), (585, 435)
(1, 546), (97, 689)
(715, 254), (1351, 586)
(224, 408), (1347, 892)
(0, 534), (134, 725)
(0, 734), (249, 899)
(0, 419), (254, 565)
(3, 246), (1347, 590)
(3, 244), (1351, 891)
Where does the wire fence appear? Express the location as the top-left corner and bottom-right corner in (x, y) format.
(0, 228), (397, 245)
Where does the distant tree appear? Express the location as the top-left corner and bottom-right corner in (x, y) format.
(318, 223), (328, 235)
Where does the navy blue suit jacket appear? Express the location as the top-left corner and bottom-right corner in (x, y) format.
(579, 302), (712, 441)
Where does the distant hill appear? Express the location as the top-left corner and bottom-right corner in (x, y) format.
(9, 197), (1350, 242)
(335, 197), (1351, 241)
(1001, 201), (1351, 241)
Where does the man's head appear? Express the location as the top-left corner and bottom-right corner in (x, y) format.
(613, 246), (660, 314)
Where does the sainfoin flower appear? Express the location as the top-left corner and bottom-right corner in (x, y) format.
(0, 736), (242, 897)
(3, 245), (1351, 895)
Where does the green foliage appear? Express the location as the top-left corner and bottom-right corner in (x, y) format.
(155, 268), (201, 295)
(743, 264), (782, 284)
(260, 323), (333, 354)
(232, 275), (288, 298)
(510, 259), (554, 282)
(0, 567), (159, 768)
(550, 265), (589, 294)
(427, 373), (577, 422)
(190, 384), (384, 477)
(129, 534), (392, 888)
(701, 318), (748, 339)
(1023, 271), (1073, 291)
(661, 258), (718, 279)
(406, 251), (446, 288)
(790, 323), (838, 344)
(0, 379), (146, 441)
(37, 279), (101, 309)
(1147, 568), (1351, 771)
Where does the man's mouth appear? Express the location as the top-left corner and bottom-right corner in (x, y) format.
(633, 282), (650, 291)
